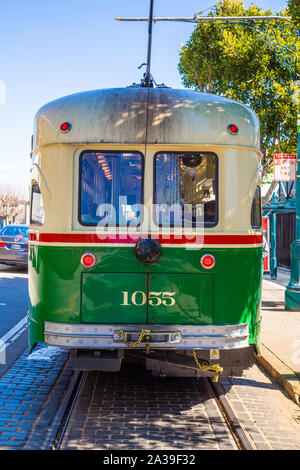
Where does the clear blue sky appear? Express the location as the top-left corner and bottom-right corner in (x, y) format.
(0, 0), (289, 196)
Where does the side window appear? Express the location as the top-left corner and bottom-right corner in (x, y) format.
(251, 185), (262, 228)
(30, 182), (44, 225)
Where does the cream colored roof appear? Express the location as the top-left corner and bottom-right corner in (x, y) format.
(33, 87), (260, 150)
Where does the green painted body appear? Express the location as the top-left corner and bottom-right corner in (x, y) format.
(28, 245), (262, 348)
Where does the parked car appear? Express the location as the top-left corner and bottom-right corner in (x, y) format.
(0, 224), (28, 266)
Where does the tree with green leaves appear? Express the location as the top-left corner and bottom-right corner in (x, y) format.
(178, 0), (299, 201)
(287, 0), (300, 28)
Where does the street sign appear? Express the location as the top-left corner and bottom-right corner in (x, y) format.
(262, 216), (270, 273)
(274, 154), (297, 182)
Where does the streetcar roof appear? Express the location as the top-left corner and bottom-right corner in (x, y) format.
(33, 87), (260, 150)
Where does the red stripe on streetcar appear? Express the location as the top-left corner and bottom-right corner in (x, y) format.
(29, 233), (262, 245)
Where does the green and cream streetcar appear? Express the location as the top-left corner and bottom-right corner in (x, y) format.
(28, 86), (262, 379)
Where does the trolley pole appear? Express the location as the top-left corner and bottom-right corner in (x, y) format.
(285, 84), (300, 310)
(145, 0), (154, 87)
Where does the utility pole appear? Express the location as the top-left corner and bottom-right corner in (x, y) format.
(116, 4), (300, 309)
(286, 81), (300, 310)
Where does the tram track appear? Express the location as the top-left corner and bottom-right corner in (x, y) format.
(54, 371), (86, 450)
(207, 378), (254, 450)
(39, 363), (255, 451)
(41, 370), (85, 450)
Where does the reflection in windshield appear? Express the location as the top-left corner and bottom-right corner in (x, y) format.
(155, 152), (217, 227)
(80, 152), (143, 226)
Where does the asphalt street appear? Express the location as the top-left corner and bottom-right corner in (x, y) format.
(0, 264), (28, 377)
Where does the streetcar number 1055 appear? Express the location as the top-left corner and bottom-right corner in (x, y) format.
(121, 291), (176, 306)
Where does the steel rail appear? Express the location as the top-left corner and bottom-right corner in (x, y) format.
(207, 378), (255, 450)
(54, 371), (86, 450)
(40, 370), (85, 450)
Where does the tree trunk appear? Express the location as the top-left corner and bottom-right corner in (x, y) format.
(262, 180), (278, 206)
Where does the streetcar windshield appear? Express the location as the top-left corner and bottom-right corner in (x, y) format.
(154, 152), (218, 227)
(79, 151), (143, 226)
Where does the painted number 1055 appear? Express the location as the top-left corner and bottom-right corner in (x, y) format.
(121, 291), (176, 306)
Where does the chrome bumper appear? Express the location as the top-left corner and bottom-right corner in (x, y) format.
(44, 322), (249, 350)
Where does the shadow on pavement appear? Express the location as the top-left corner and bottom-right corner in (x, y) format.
(0, 264), (28, 275)
(262, 300), (285, 310)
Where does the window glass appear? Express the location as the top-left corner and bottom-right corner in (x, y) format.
(79, 151), (143, 226)
(154, 152), (217, 227)
(1, 226), (28, 237)
(30, 182), (44, 225)
(251, 185), (262, 228)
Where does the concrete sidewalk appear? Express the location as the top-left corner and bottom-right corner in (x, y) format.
(257, 272), (300, 405)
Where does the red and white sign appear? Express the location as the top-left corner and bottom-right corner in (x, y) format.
(274, 154), (297, 181)
(262, 216), (270, 273)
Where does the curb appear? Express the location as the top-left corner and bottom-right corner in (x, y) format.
(255, 344), (300, 406)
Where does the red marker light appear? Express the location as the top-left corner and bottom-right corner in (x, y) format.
(200, 254), (216, 269)
(0, 242), (5, 247)
(228, 124), (239, 135)
(81, 253), (96, 268)
(60, 122), (71, 133)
